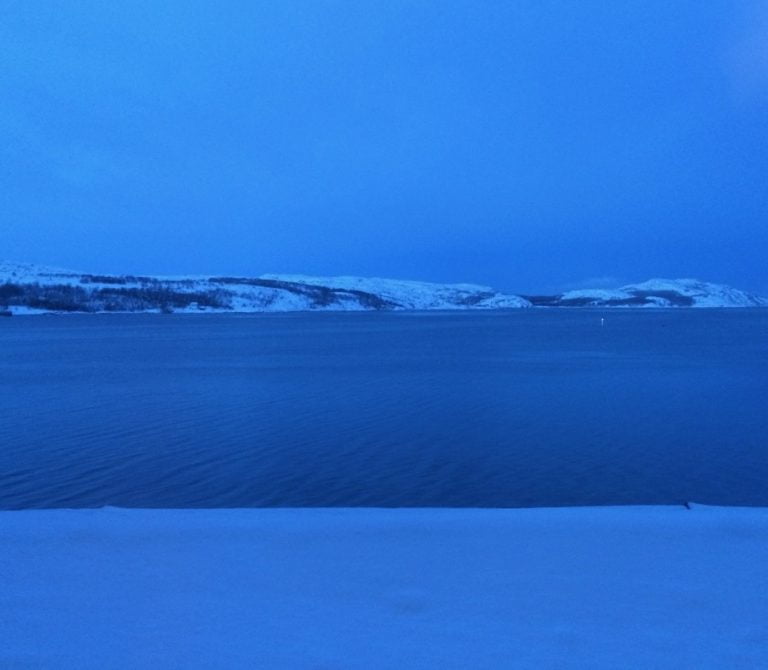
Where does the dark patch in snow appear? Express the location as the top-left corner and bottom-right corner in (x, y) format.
(210, 277), (401, 310)
(630, 290), (695, 306)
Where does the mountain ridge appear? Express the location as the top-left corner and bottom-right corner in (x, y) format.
(0, 261), (529, 314)
(1, 262), (765, 314)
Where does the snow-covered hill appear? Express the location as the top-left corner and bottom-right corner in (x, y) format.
(0, 261), (84, 285)
(2, 263), (765, 314)
(0, 262), (529, 314)
(525, 278), (768, 308)
(261, 274), (528, 310)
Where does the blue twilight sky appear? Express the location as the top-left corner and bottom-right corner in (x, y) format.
(2, 1), (767, 294)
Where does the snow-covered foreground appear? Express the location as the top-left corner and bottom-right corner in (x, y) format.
(2, 506), (767, 669)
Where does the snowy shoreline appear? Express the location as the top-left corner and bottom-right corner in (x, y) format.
(3, 505), (767, 668)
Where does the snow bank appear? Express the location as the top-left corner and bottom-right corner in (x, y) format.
(3, 505), (767, 668)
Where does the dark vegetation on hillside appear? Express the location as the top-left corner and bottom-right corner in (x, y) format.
(0, 282), (232, 312)
(524, 290), (695, 307)
(0, 276), (402, 312)
(79, 274), (156, 285)
(209, 277), (401, 309)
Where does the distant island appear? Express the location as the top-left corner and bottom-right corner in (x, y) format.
(1, 262), (766, 314)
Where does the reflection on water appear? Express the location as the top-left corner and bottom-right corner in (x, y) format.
(1, 309), (767, 508)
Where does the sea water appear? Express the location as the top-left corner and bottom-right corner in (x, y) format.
(1, 309), (766, 508)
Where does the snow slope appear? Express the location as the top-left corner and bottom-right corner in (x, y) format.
(0, 261), (529, 313)
(2, 505), (767, 669)
(261, 273), (529, 309)
(0, 260), (82, 285)
(538, 278), (768, 308)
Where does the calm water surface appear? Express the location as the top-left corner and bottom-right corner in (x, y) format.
(1, 310), (767, 508)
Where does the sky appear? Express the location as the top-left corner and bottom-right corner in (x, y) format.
(2, 0), (767, 294)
